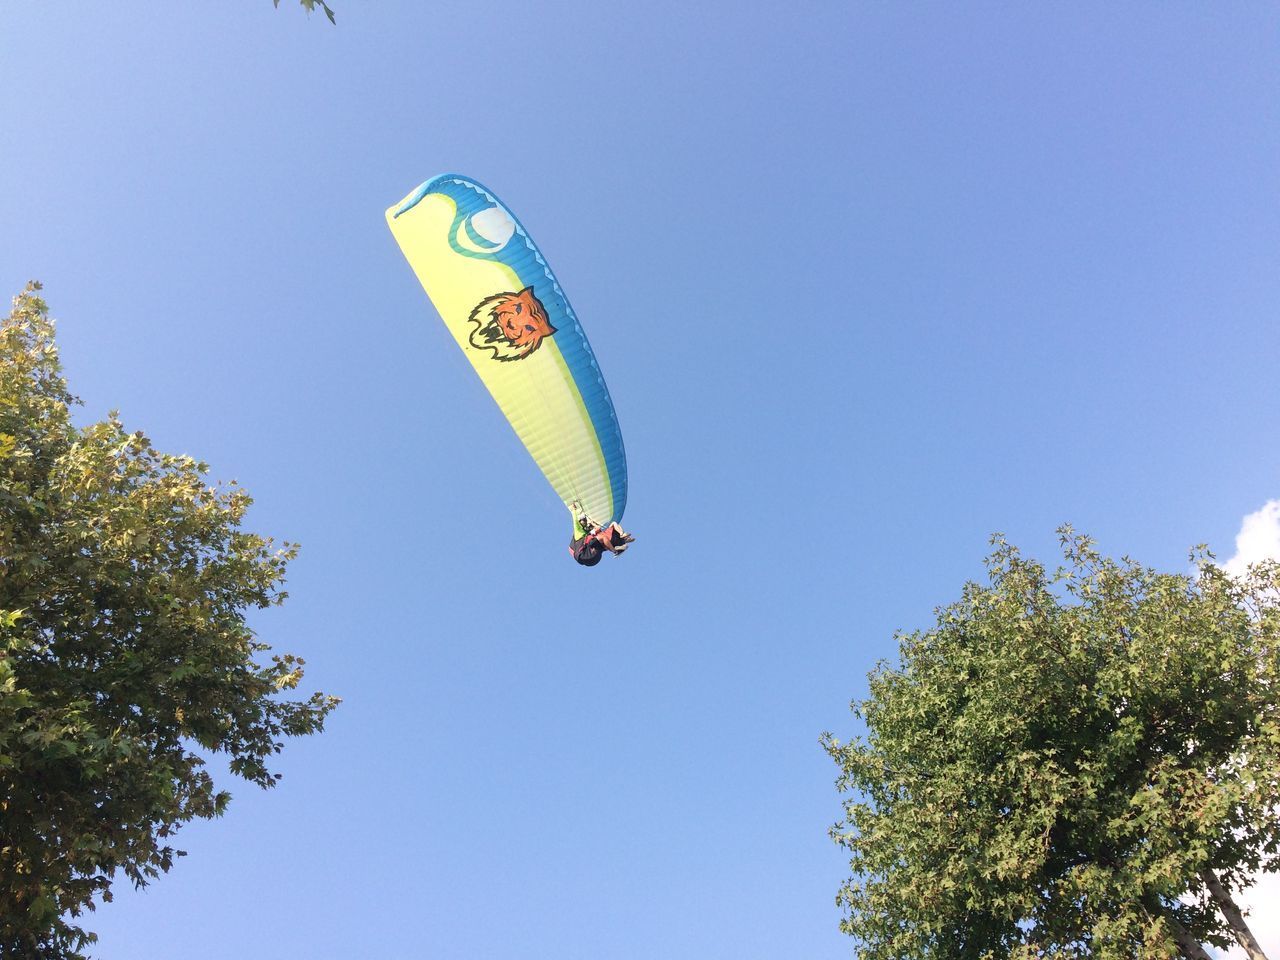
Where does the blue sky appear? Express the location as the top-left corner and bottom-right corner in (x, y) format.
(2, 3), (1279, 957)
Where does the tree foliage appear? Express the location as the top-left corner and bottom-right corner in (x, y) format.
(823, 530), (1280, 960)
(274, 0), (336, 24)
(0, 284), (339, 958)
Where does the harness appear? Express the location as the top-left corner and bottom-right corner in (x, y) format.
(570, 531), (603, 565)
(570, 506), (606, 565)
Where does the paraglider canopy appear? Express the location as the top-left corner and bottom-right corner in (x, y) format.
(386, 174), (628, 533)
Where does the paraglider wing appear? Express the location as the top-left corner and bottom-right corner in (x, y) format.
(386, 174), (627, 527)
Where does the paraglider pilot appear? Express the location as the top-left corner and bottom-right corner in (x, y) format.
(569, 503), (634, 567)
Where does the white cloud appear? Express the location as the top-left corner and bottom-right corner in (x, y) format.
(1220, 499), (1280, 579)
(1218, 500), (1280, 960)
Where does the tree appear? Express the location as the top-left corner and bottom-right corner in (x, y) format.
(0, 284), (339, 958)
(274, 0), (336, 24)
(822, 529), (1280, 960)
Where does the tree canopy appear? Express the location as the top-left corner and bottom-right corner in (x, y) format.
(275, 0), (336, 24)
(0, 284), (339, 958)
(823, 530), (1280, 960)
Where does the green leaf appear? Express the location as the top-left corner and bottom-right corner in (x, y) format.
(827, 529), (1280, 959)
(0, 284), (339, 957)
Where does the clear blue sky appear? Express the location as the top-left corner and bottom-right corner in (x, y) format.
(2, 3), (1279, 958)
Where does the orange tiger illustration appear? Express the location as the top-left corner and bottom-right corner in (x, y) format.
(467, 287), (556, 362)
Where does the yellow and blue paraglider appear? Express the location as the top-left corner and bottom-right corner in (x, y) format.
(386, 174), (629, 555)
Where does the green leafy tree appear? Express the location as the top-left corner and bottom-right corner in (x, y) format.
(275, 0), (336, 24)
(0, 284), (339, 958)
(823, 529), (1279, 960)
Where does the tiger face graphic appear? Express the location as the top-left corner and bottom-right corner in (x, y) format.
(467, 287), (556, 362)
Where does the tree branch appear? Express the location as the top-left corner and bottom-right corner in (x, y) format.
(1137, 893), (1213, 960)
(1155, 905), (1214, 960)
(1199, 868), (1270, 960)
